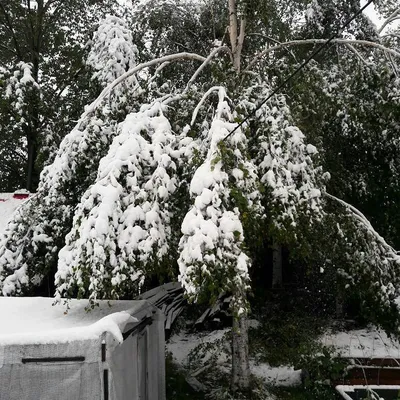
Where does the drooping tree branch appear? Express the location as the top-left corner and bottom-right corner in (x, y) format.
(378, 8), (400, 34)
(247, 33), (299, 62)
(185, 46), (231, 89)
(345, 44), (370, 66)
(246, 38), (400, 71)
(190, 86), (226, 125)
(325, 192), (400, 259)
(84, 52), (206, 121)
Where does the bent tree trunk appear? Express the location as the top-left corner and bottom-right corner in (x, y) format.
(231, 300), (250, 392)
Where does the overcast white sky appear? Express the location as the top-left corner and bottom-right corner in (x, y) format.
(361, 0), (382, 27)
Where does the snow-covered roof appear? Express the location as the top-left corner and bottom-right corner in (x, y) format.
(0, 192), (30, 235)
(0, 297), (149, 345)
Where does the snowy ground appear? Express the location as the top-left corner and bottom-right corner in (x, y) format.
(167, 324), (400, 389)
(322, 327), (400, 359)
(167, 327), (302, 387)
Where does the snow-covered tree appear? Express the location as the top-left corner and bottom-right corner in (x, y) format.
(1, 0), (400, 394)
(0, 62), (39, 190)
(0, 0), (129, 191)
(55, 105), (179, 303)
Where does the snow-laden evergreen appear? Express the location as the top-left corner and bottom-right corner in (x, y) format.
(0, 62), (39, 135)
(87, 15), (138, 88)
(178, 88), (262, 313)
(0, 17), (142, 296)
(55, 104), (179, 302)
(241, 85), (327, 234)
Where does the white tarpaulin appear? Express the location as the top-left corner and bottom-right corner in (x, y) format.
(0, 297), (165, 400)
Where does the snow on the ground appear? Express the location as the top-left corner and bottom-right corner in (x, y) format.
(168, 324), (400, 390)
(167, 327), (302, 386)
(322, 327), (400, 359)
(167, 328), (230, 365)
(251, 362), (302, 387)
(0, 192), (30, 234)
(0, 297), (142, 345)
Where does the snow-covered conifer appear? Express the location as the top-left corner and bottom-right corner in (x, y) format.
(240, 84), (327, 236)
(55, 104), (179, 302)
(87, 15), (138, 88)
(178, 88), (262, 312)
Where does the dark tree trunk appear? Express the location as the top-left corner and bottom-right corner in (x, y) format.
(26, 3), (43, 192)
(272, 242), (283, 287)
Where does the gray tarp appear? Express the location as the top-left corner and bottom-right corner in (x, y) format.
(0, 298), (165, 400)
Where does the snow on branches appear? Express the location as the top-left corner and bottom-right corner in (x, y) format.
(0, 62), (39, 130)
(55, 104), (178, 302)
(178, 88), (262, 313)
(325, 193), (400, 332)
(87, 15), (138, 87)
(0, 36), (141, 296)
(240, 85), (327, 235)
(0, 111), (119, 296)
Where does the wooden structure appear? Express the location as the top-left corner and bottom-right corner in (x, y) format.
(334, 357), (400, 399)
(334, 357), (400, 386)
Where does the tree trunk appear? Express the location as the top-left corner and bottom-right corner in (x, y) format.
(272, 242), (283, 288)
(26, 56), (40, 192)
(336, 284), (344, 319)
(231, 305), (250, 393)
(26, 131), (38, 192)
(26, 3), (43, 192)
(228, 0), (245, 73)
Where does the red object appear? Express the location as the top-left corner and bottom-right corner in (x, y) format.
(13, 193), (29, 199)
(0, 199), (5, 202)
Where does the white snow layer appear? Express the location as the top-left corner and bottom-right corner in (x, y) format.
(167, 328), (301, 387)
(55, 105), (177, 301)
(251, 362), (302, 387)
(322, 327), (400, 358)
(0, 193), (30, 235)
(168, 325), (400, 390)
(0, 297), (139, 345)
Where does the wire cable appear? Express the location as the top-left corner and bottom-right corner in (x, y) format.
(222, 0), (375, 142)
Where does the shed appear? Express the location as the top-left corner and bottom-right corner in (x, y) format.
(0, 297), (165, 400)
